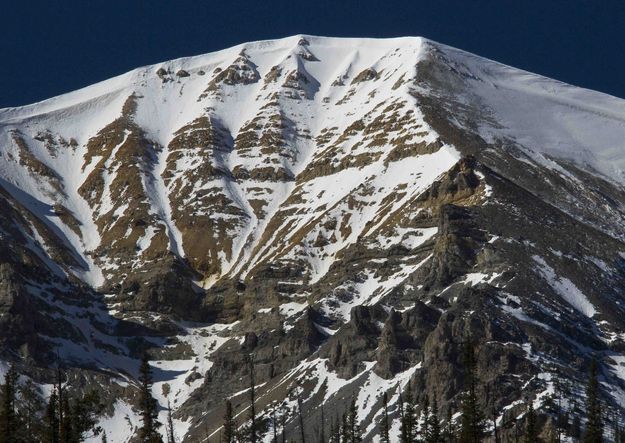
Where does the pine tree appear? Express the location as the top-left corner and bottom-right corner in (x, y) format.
(298, 397), (306, 443)
(547, 418), (559, 443)
(398, 386), (405, 434)
(341, 412), (349, 443)
(422, 395), (431, 442)
(571, 415), (581, 441)
(68, 389), (104, 442)
(583, 360), (603, 443)
(346, 399), (362, 443)
(328, 419), (336, 443)
(56, 368), (67, 443)
(60, 396), (73, 443)
(272, 406), (279, 443)
(524, 401), (538, 443)
(569, 398), (581, 441)
(281, 409), (287, 443)
(380, 392), (391, 443)
(0, 364), (19, 443)
(42, 389), (104, 443)
(444, 407), (455, 443)
(492, 403), (500, 443)
(400, 386), (416, 443)
(223, 399), (236, 443)
(319, 404), (325, 443)
(427, 397), (442, 443)
(556, 410), (568, 442)
(101, 431), (108, 443)
(166, 399), (176, 443)
(335, 415), (342, 443)
(46, 389), (60, 443)
(248, 355), (258, 443)
(137, 353), (162, 443)
(553, 373), (563, 443)
(19, 378), (46, 440)
(458, 340), (484, 443)
(330, 416), (341, 443)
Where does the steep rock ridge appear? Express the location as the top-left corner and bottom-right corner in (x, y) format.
(164, 115), (243, 279)
(2, 36), (625, 442)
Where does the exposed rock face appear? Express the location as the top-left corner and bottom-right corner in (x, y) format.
(2, 35), (625, 442)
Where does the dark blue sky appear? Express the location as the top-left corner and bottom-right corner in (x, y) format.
(3, 1), (625, 107)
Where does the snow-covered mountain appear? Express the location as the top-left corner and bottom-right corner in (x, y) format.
(2, 35), (625, 442)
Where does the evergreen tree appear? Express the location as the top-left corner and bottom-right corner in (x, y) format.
(524, 401), (539, 443)
(0, 364), (19, 443)
(60, 396), (73, 443)
(68, 390), (104, 442)
(101, 431), (108, 443)
(137, 353), (162, 443)
(37, 383), (104, 443)
(46, 389), (60, 443)
(341, 413), (349, 443)
(380, 392), (391, 443)
(556, 410), (568, 442)
(570, 415), (581, 441)
(272, 406), (279, 443)
(553, 373), (563, 443)
(547, 419), (559, 443)
(328, 419), (336, 443)
(444, 407), (455, 443)
(56, 368), (68, 443)
(422, 395), (431, 442)
(166, 399), (176, 443)
(330, 416), (341, 443)
(400, 386), (416, 443)
(248, 355), (258, 443)
(458, 340), (484, 443)
(427, 397), (442, 443)
(398, 386), (405, 434)
(319, 404), (325, 443)
(492, 404), (500, 443)
(298, 397), (306, 443)
(612, 411), (620, 443)
(583, 360), (603, 443)
(335, 415), (342, 443)
(223, 399), (236, 443)
(570, 398), (581, 441)
(345, 399), (362, 443)
(19, 379), (46, 440)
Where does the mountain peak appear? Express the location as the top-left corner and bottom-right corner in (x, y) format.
(2, 35), (625, 442)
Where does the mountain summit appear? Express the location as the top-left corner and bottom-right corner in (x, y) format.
(1, 35), (625, 441)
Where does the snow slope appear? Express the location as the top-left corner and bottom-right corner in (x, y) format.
(3, 35), (625, 443)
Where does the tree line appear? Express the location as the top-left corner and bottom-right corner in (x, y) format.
(214, 344), (614, 443)
(0, 365), (104, 442)
(0, 346), (617, 442)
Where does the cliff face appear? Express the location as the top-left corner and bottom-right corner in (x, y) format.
(2, 35), (625, 441)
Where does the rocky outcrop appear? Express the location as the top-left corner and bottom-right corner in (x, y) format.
(422, 204), (486, 289)
(0, 263), (38, 355)
(375, 302), (440, 378)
